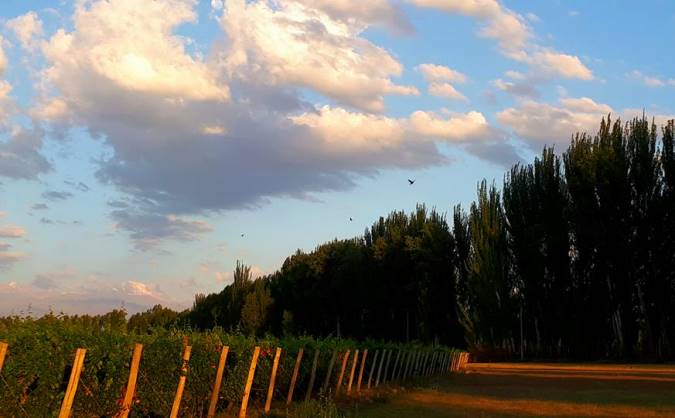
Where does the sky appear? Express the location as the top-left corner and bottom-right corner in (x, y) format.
(0, 0), (673, 315)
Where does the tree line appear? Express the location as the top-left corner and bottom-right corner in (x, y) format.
(14, 116), (673, 361)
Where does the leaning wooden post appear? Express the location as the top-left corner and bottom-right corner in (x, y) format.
(208, 346), (230, 418)
(366, 350), (380, 388)
(381, 350), (393, 384)
(415, 351), (423, 376)
(395, 351), (406, 381)
(286, 348), (304, 405)
(170, 345), (192, 418)
(0, 342), (8, 373)
(427, 351), (435, 376)
(355, 349), (368, 393)
(321, 350), (338, 393)
(390, 350), (401, 381)
(120, 343), (143, 418)
(58, 348), (86, 418)
(239, 346), (261, 418)
(346, 349), (359, 394)
(335, 350), (350, 395)
(402, 351), (412, 380)
(264, 347), (282, 414)
(374, 349), (387, 387)
(305, 349), (320, 401)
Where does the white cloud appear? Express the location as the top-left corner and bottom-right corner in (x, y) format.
(0, 277), (180, 315)
(0, 225), (26, 238)
(290, 0), (412, 32)
(497, 97), (613, 147)
(6, 11), (44, 49)
(627, 70), (675, 88)
(492, 78), (538, 98)
(528, 50), (593, 80)
(294, 105), (493, 144)
(222, 0), (417, 112)
(417, 63), (467, 83)
(0, 37), (7, 74)
(409, 110), (492, 140)
(112, 211), (214, 250)
(410, 0), (530, 53)
(428, 82), (467, 100)
(560, 97), (612, 114)
(410, 1), (592, 82)
(0, 241), (24, 270)
(42, 0), (229, 104)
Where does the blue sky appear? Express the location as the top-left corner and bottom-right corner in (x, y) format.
(0, 0), (673, 314)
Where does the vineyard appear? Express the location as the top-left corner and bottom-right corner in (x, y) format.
(0, 317), (466, 417)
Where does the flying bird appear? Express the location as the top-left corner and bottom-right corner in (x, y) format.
(241, 233), (245, 237)
(349, 217), (353, 222)
(408, 179), (415, 185)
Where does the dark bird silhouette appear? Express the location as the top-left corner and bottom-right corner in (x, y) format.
(349, 217), (353, 222)
(241, 233), (245, 237)
(408, 179), (415, 185)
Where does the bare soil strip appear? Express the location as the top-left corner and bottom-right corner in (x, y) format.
(356, 362), (675, 417)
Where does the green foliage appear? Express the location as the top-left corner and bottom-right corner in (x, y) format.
(0, 315), (455, 417)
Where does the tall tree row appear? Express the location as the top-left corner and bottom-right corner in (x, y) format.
(183, 116), (675, 360)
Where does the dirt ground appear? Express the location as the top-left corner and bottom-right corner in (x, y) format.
(354, 362), (675, 417)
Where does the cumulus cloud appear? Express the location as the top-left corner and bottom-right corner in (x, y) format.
(0, 277), (179, 315)
(111, 210), (213, 250)
(31, 203), (49, 210)
(497, 96), (613, 148)
(34, 0), (442, 221)
(6, 11), (44, 49)
(417, 64), (467, 100)
(22, 0), (519, 249)
(222, 0), (417, 112)
(491, 78), (538, 98)
(627, 70), (675, 88)
(41, 190), (73, 201)
(290, 0), (413, 33)
(410, 0), (530, 53)
(0, 240), (24, 270)
(428, 82), (467, 100)
(526, 50), (593, 80)
(0, 128), (51, 180)
(0, 225), (26, 238)
(417, 63), (467, 84)
(411, 1), (592, 83)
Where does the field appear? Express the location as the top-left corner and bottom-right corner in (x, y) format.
(355, 362), (675, 417)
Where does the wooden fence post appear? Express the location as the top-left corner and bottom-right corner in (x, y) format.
(414, 351), (421, 377)
(170, 345), (192, 418)
(375, 350), (387, 387)
(427, 352), (436, 376)
(0, 342), (8, 373)
(356, 349), (368, 393)
(305, 349), (320, 401)
(58, 348), (86, 418)
(321, 350), (338, 393)
(396, 351), (406, 381)
(264, 347), (282, 414)
(366, 350), (379, 389)
(208, 346), (230, 418)
(390, 350), (401, 381)
(402, 351), (412, 380)
(286, 348), (304, 405)
(335, 350), (350, 395)
(346, 350), (359, 394)
(381, 350), (393, 384)
(239, 346), (260, 418)
(120, 343), (143, 418)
